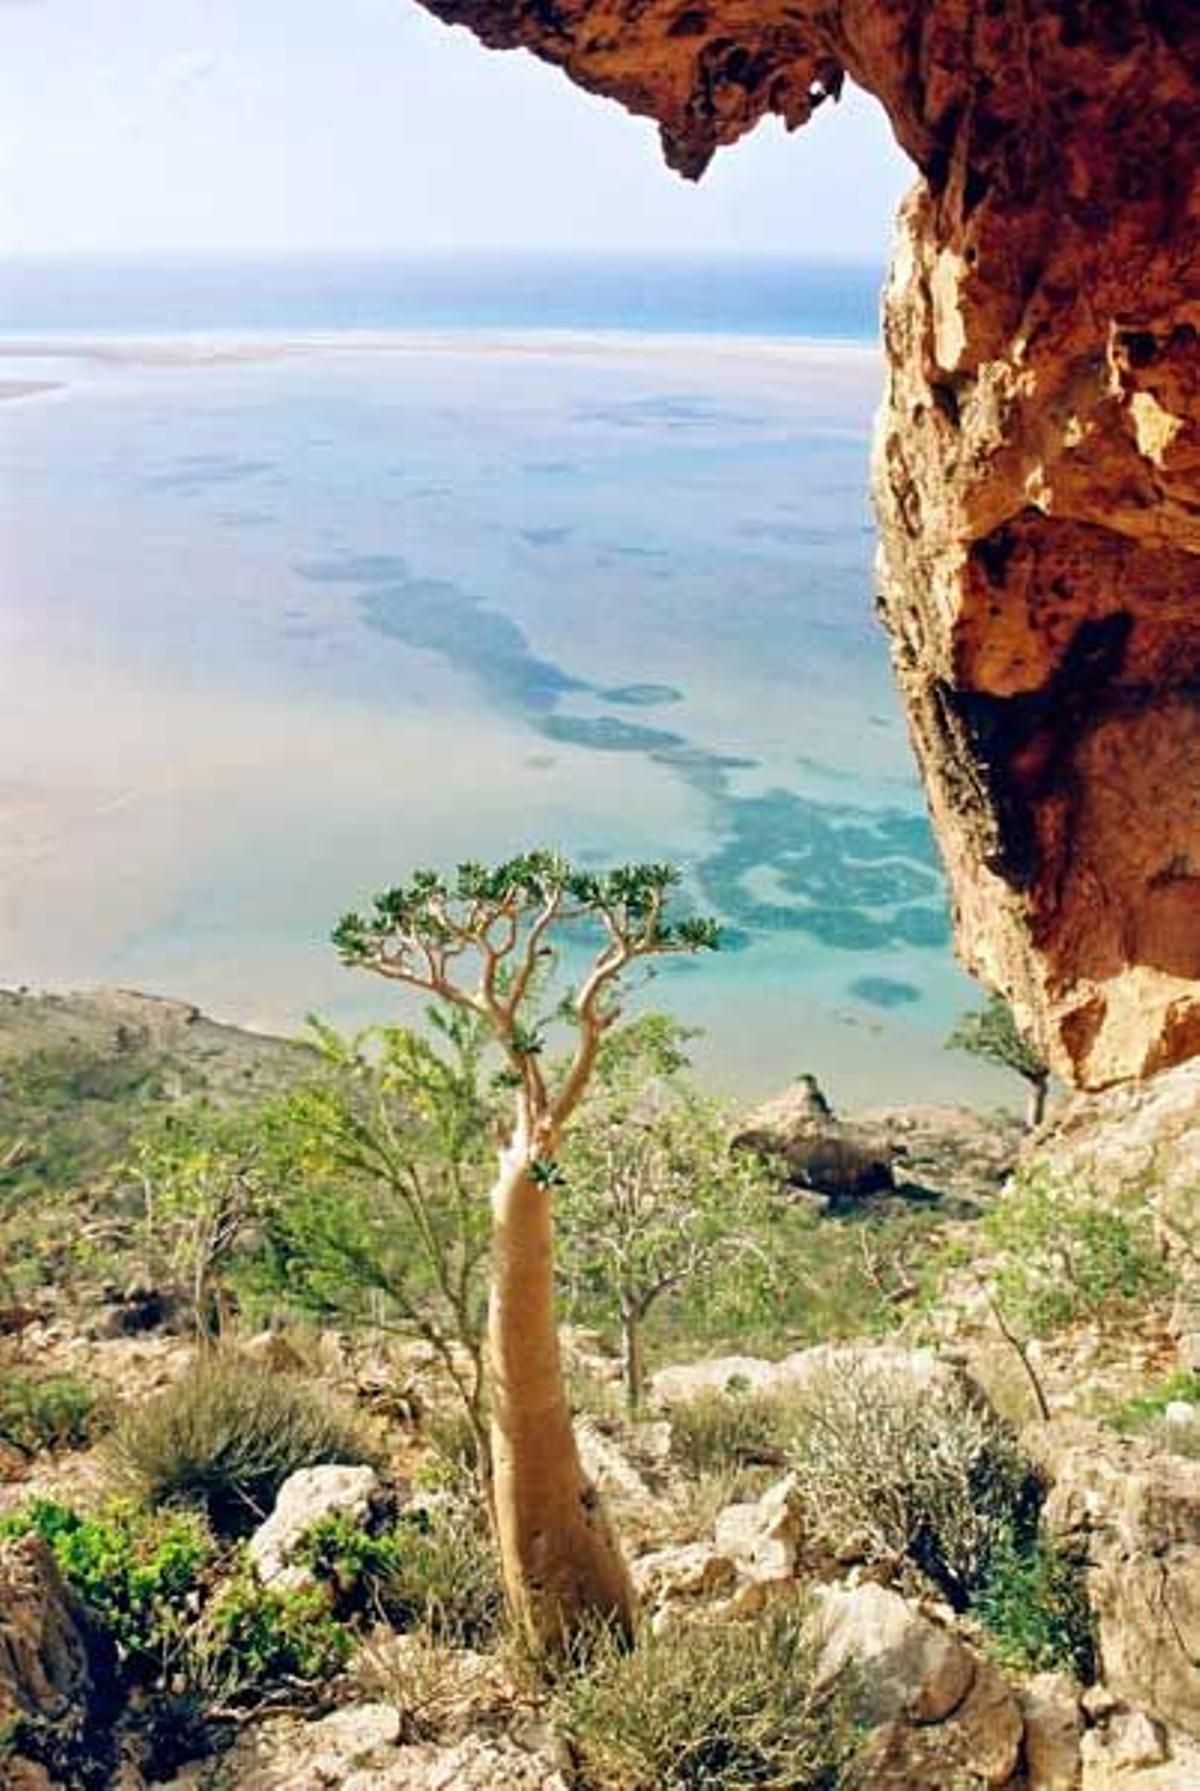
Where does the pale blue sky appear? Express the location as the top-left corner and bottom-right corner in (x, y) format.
(0, 0), (911, 256)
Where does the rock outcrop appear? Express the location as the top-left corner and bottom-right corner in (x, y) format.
(1032, 1419), (1200, 1741)
(0, 1535), (94, 1786)
(414, 0), (1200, 1089)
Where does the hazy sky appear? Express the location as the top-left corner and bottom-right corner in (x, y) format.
(0, 0), (912, 257)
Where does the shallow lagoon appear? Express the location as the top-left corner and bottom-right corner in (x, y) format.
(0, 332), (1007, 1105)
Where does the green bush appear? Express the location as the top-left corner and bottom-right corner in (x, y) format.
(973, 1528), (1096, 1679)
(554, 1599), (858, 1790)
(668, 1387), (793, 1478)
(0, 1496), (350, 1717)
(984, 1169), (1173, 1335)
(787, 1359), (1038, 1609)
(0, 1371), (100, 1457)
(298, 1498), (503, 1645)
(0, 1498), (212, 1681)
(187, 1566), (350, 1708)
(104, 1354), (383, 1534)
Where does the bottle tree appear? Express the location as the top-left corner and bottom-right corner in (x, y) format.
(332, 851), (718, 1648)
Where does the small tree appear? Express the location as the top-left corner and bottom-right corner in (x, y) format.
(333, 851), (718, 1648)
(254, 1010), (495, 1492)
(559, 1016), (772, 1413)
(135, 1109), (272, 1342)
(946, 994), (1050, 1129)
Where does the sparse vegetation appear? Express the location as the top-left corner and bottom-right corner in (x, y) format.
(105, 1354), (382, 1533)
(554, 1599), (859, 1789)
(982, 1167), (1173, 1335)
(667, 1386), (793, 1478)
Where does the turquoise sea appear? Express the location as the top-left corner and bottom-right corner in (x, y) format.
(0, 256), (1006, 1106)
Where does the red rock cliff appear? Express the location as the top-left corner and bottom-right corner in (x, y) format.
(417, 0), (1200, 1088)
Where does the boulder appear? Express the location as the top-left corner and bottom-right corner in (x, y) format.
(161, 1713), (567, 1790)
(815, 1582), (1024, 1788)
(713, 1474), (804, 1584)
(652, 1341), (943, 1409)
(0, 1534), (93, 1782)
(1021, 1672), (1083, 1790)
(1080, 1719), (1200, 1790)
(1032, 1420), (1200, 1739)
(816, 1582), (975, 1725)
(249, 1463), (381, 1588)
(733, 1083), (895, 1198)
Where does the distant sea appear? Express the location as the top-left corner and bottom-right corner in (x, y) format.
(0, 255), (1008, 1108)
(0, 254), (881, 341)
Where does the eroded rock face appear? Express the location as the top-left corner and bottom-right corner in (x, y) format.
(415, 0), (1200, 1087)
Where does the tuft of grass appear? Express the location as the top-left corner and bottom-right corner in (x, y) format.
(554, 1598), (859, 1790)
(973, 1528), (1096, 1680)
(0, 1371), (102, 1457)
(104, 1353), (383, 1534)
(786, 1359), (1038, 1609)
(668, 1387), (794, 1479)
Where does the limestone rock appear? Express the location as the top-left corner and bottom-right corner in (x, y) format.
(815, 1581), (975, 1725)
(713, 1473), (804, 1584)
(1080, 1720), (1200, 1790)
(652, 1341), (943, 1408)
(733, 1083), (895, 1197)
(630, 1540), (736, 1606)
(816, 1582), (1023, 1787)
(0, 1534), (93, 1781)
(1033, 1420), (1200, 1739)
(866, 1656), (1025, 1789)
(1021, 1672), (1083, 1790)
(249, 1463), (381, 1588)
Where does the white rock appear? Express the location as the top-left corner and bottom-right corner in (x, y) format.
(815, 1581), (975, 1725)
(713, 1474), (804, 1584)
(249, 1463), (380, 1587)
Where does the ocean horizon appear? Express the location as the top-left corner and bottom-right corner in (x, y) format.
(0, 251), (885, 342)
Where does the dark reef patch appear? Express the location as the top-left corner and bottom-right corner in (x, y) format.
(849, 976), (923, 1009)
(299, 550), (950, 960)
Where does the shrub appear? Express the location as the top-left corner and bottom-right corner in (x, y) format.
(0, 1498), (212, 1682)
(0, 1371), (100, 1457)
(186, 1565), (350, 1709)
(105, 1354), (382, 1534)
(973, 1528), (1096, 1679)
(298, 1498), (503, 1645)
(554, 1599), (858, 1790)
(787, 1359), (1038, 1609)
(668, 1387), (793, 1479)
(984, 1168), (1173, 1335)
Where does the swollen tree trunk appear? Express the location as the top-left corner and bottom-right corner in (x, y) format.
(488, 1145), (636, 1650)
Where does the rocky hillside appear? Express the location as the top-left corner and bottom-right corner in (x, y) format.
(1, 991), (1197, 1787)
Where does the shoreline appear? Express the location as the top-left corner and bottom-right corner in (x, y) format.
(0, 327), (881, 374)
